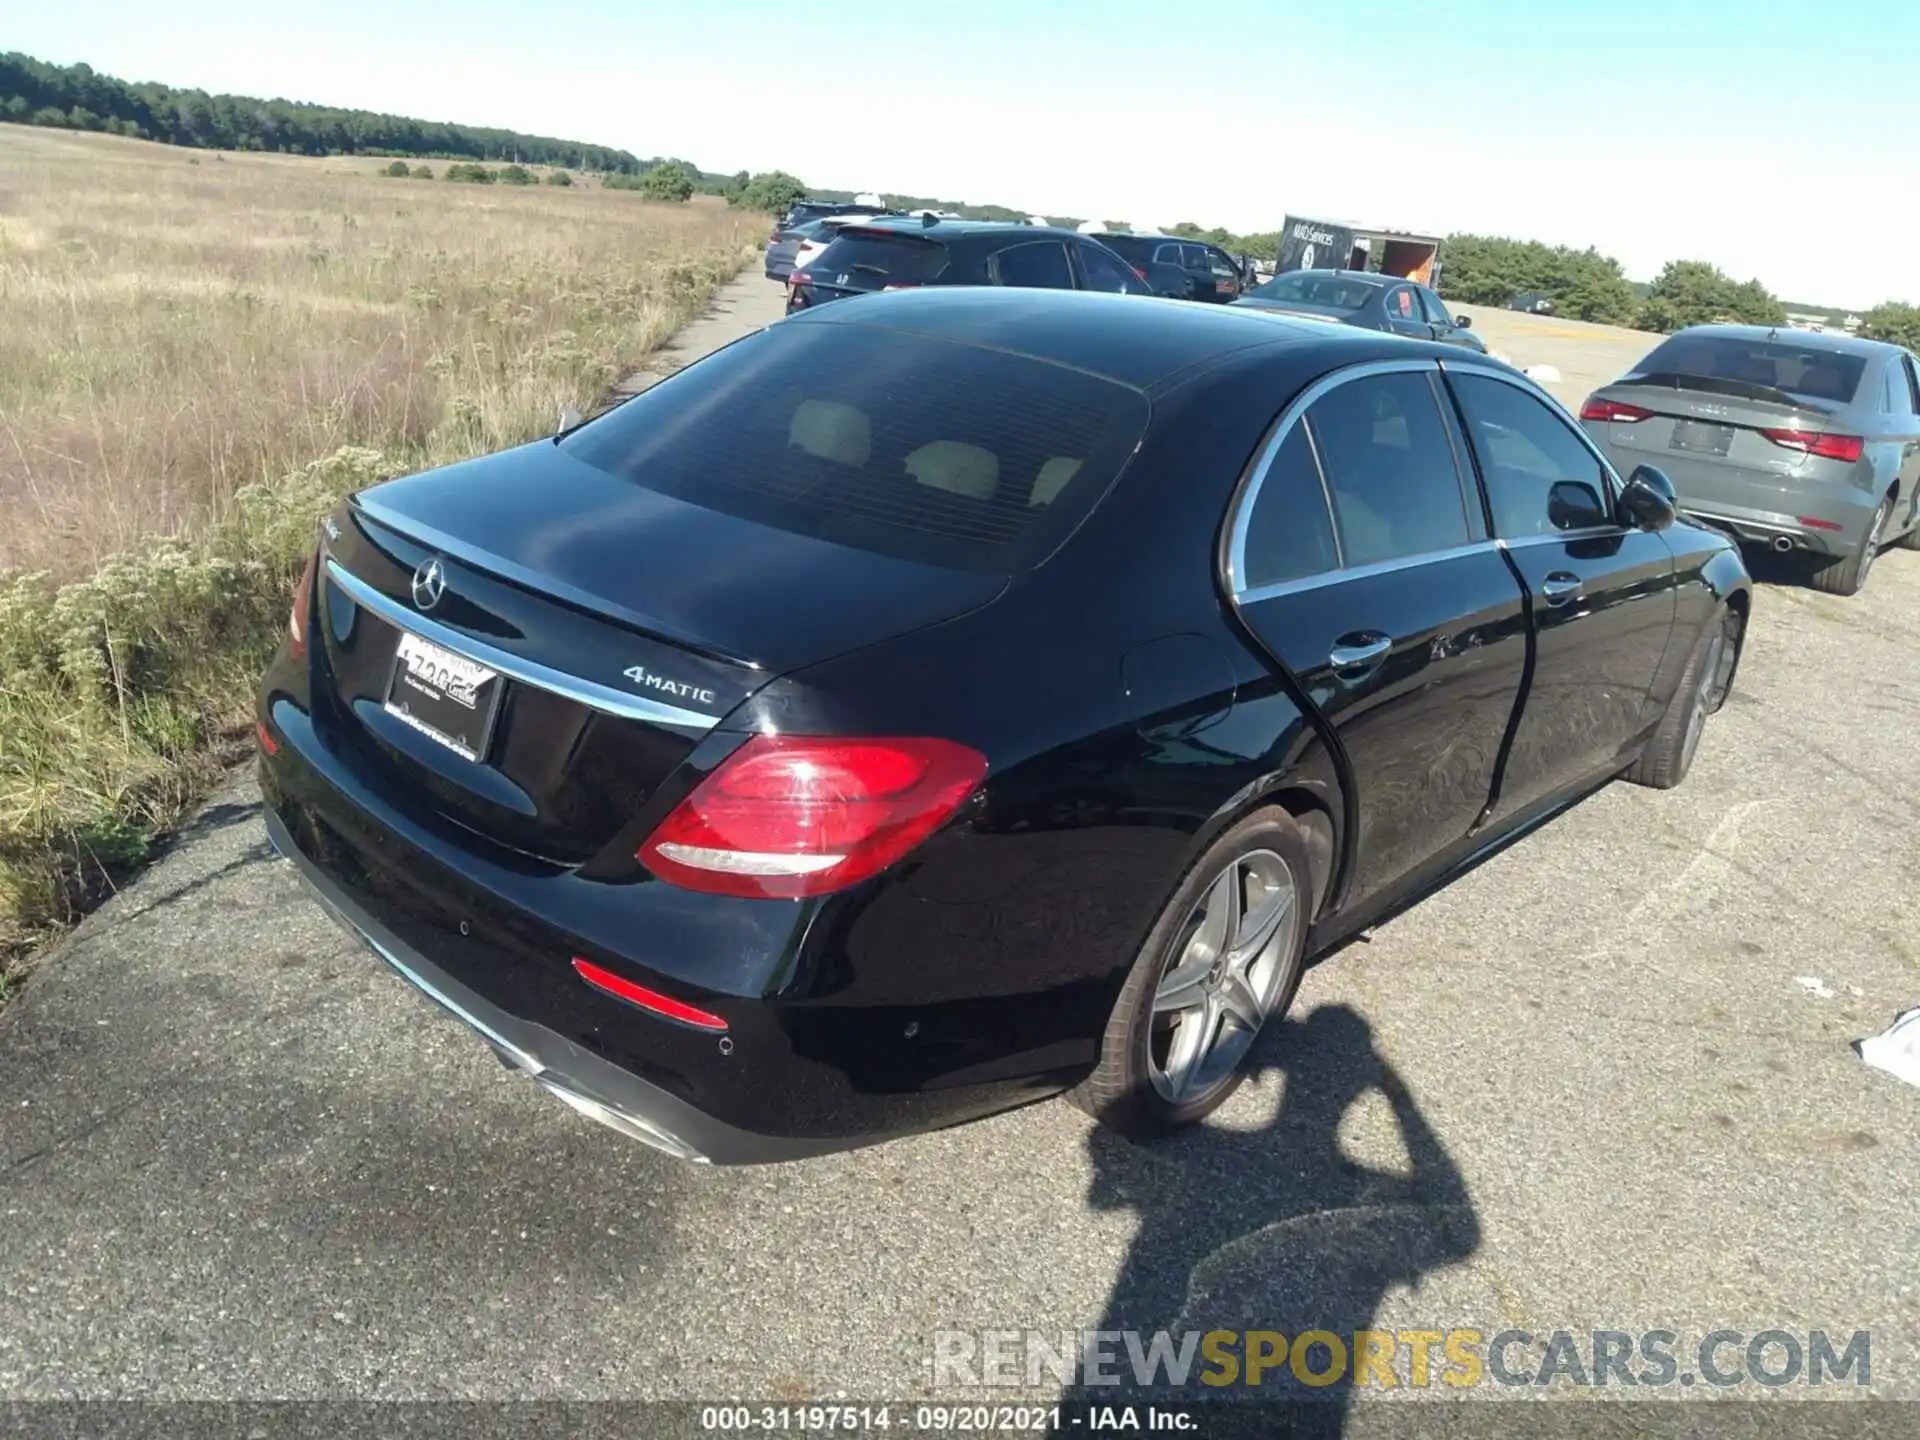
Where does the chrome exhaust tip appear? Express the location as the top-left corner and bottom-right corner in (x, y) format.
(1772, 535), (1794, 553)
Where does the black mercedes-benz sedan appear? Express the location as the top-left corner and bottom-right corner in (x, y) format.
(257, 288), (1751, 1163)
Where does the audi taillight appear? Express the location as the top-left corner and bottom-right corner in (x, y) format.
(637, 735), (987, 899)
(1580, 398), (1652, 423)
(289, 546), (319, 657)
(1762, 429), (1864, 463)
(1131, 266), (1148, 280)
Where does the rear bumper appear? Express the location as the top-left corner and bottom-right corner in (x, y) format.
(1674, 503), (1856, 557)
(264, 803), (843, 1165)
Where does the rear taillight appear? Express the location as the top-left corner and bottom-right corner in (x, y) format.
(637, 735), (987, 899)
(289, 546), (319, 657)
(1762, 429), (1864, 463)
(1579, 398), (1652, 423)
(789, 269), (813, 286)
(881, 283), (918, 291)
(1131, 266), (1148, 280)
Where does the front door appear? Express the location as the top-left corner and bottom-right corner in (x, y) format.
(1229, 364), (1530, 910)
(1442, 366), (1679, 817)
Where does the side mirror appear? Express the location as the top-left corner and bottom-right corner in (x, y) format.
(1548, 479), (1609, 530)
(1617, 465), (1677, 532)
(1453, 313), (1471, 329)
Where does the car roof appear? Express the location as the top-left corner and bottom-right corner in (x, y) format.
(843, 217), (1085, 241)
(783, 284), (1425, 391)
(1263, 268), (1395, 288)
(1666, 324), (1905, 357)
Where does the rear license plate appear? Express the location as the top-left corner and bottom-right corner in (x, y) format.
(1670, 420), (1735, 457)
(383, 631), (503, 762)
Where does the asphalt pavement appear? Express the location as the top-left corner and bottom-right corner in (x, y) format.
(2, 275), (1916, 1413)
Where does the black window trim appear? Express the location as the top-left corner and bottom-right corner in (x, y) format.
(1222, 357), (1497, 602)
(1436, 358), (1628, 550)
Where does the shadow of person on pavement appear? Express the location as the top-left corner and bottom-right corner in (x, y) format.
(1057, 1003), (1480, 1439)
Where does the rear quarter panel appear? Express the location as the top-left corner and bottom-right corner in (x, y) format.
(718, 356), (1341, 1070)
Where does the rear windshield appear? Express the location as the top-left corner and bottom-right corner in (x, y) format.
(559, 322), (1150, 573)
(810, 232), (950, 290)
(1629, 333), (1868, 404)
(1246, 273), (1375, 310)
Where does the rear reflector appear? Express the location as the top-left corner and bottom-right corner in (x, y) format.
(571, 957), (728, 1032)
(289, 545), (319, 657)
(255, 720), (278, 756)
(1762, 429), (1864, 463)
(1796, 515), (1844, 531)
(638, 735), (987, 899)
(1579, 398), (1652, 423)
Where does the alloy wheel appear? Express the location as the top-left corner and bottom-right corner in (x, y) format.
(1681, 627), (1727, 771)
(1148, 849), (1302, 1104)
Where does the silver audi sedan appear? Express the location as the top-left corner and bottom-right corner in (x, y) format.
(1579, 325), (1920, 594)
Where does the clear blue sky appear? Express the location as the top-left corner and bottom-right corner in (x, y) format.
(12, 0), (1919, 307)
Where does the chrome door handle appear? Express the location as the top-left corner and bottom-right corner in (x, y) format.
(1329, 635), (1393, 669)
(1541, 573), (1582, 607)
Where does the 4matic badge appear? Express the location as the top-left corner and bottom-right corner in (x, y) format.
(623, 664), (717, 708)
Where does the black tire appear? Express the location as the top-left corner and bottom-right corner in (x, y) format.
(1808, 497), (1891, 595)
(1626, 606), (1738, 790)
(1898, 500), (1920, 551)
(1068, 807), (1312, 1138)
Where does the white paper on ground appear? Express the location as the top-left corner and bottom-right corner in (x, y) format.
(1857, 1007), (1920, 1088)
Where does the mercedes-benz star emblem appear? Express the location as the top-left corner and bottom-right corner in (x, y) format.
(410, 558), (447, 611)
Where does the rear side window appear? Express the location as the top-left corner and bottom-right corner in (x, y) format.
(560, 323), (1149, 573)
(812, 233), (949, 291)
(1076, 242), (1150, 294)
(1630, 333), (1867, 404)
(1450, 375), (1611, 538)
(991, 241), (1074, 289)
(1884, 358), (1917, 416)
(1304, 372), (1473, 567)
(1242, 427), (1337, 588)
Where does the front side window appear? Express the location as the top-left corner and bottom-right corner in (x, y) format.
(1241, 426), (1338, 588)
(1417, 288), (1453, 326)
(1450, 374), (1612, 538)
(1304, 372), (1473, 566)
(991, 241), (1074, 289)
(1077, 242), (1148, 294)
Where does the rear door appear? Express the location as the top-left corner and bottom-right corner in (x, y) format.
(1883, 354), (1920, 532)
(1443, 365), (1677, 817)
(1227, 361), (1530, 909)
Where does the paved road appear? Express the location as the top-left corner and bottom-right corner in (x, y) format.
(3, 274), (1916, 1412)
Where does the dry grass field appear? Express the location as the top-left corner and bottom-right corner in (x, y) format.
(0, 125), (760, 975)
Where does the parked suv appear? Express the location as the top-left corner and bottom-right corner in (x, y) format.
(1092, 234), (1246, 302)
(785, 219), (1155, 312)
(1579, 325), (1920, 594)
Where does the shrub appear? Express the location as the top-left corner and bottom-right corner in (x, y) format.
(545, 170), (572, 187)
(498, 164), (535, 186)
(639, 162), (697, 203)
(382, 159), (412, 177)
(411, 164), (434, 180)
(443, 162), (496, 184)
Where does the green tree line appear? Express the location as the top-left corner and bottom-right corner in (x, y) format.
(0, 51), (644, 171)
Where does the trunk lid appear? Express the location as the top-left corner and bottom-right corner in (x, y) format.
(313, 440), (1005, 864)
(1585, 375), (1838, 480)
